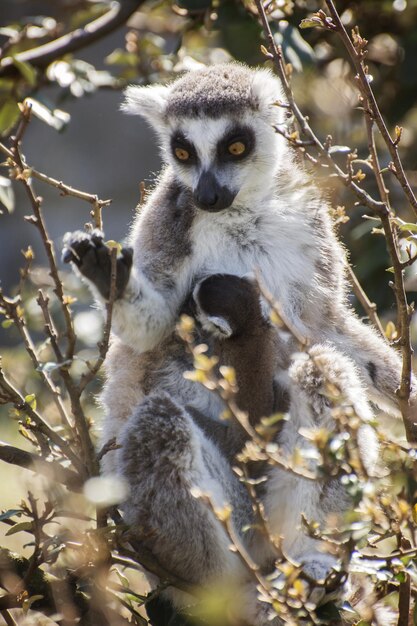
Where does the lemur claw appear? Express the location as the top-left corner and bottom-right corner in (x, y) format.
(62, 229), (133, 300)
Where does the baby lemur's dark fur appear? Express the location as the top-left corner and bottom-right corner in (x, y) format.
(191, 274), (284, 459)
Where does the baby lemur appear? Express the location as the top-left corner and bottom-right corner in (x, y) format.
(63, 62), (413, 624)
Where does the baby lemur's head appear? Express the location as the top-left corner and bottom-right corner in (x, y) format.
(193, 274), (267, 340)
(122, 63), (286, 212)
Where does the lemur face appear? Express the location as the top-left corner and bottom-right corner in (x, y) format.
(164, 112), (284, 211)
(166, 118), (256, 212)
(122, 63), (287, 211)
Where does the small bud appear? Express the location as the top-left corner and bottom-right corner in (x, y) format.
(385, 320), (397, 341)
(394, 125), (403, 146)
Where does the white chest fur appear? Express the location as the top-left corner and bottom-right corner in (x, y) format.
(188, 198), (318, 333)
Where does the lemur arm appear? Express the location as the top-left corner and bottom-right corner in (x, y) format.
(62, 229), (192, 352)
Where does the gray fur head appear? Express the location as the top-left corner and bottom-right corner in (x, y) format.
(122, 63), (288, 212)
(122, 63), (284, 125)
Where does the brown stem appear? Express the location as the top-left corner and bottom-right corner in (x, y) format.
(253, 0), (385, 215)
(324, 0), (417, 218)
(346, 264), (386, 338)
(0, 367), (85, 476)
(79, 247), (118, 393)
(254, 0), (417, 442)
(0, 610), (17, 626)
(0, 292), (72, 431)
(8, 113), (77, 361)
(0, 440), (83, 492)
(397, 572), (411, 626)
(59, 371), (99, 477)
(36, 290), (65, 362)
(0, 1), (145, 76)
(0, 141), (111, 225)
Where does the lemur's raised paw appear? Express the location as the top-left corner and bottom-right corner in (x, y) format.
(62, 229), (133, 300)
(192, 274), (266, 340)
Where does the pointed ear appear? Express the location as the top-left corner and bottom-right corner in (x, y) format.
(250, 69), (286, 124)
(121, 84), (172, 130)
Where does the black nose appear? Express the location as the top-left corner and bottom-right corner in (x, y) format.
(194, 170), (235, 212)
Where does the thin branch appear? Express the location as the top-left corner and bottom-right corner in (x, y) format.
(79, 247), (118, 393)
(346, 264), (386, 338)
(0, 440), (83, 492)
(0, 140), (111, 230)
(324, 0), (417, 218)
(254, 0), (417, 443)
(7, 107), (77, 360)
(7, 110), (99, 470)
(397, 572), (411, 626)
(116, 542), (194, 596)
(36, 289), (65, 363)
(0, 610), (18, 626)
(0, 365), (85, 476)
(0, 1), (145, 77)
(0, 291), (72, 431)
(253, 0), (386, 216)
(321, 0), (416, 441)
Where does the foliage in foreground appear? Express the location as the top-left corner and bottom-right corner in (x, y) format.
(1, 1), (417, 624)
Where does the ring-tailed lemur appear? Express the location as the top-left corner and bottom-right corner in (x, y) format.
(63, 63), (412, 624)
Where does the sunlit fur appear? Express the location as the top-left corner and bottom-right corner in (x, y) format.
(72, 63), (412, 624)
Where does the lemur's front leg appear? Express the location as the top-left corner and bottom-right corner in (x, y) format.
(62, 230), (133, 300)
(63, 230), (179, 351)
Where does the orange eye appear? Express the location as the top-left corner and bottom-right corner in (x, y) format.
(228, 141), (246, 156)
(175, 147), (190, 161)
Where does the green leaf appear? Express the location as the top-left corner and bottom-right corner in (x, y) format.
(0, 509), (23, 521)
(12, 57), (37, 86)
(5, 521), (33, 536)
(24, 393), (37, 410)
(114, 567), (130, 588)
(299, 17), (323, 29)
(398, 221), (417, 233)
(0, 175), (15, 213)
(105, 49), (139, 67)
(0, 98), (19, 135)
(1, 319), (13, 329)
